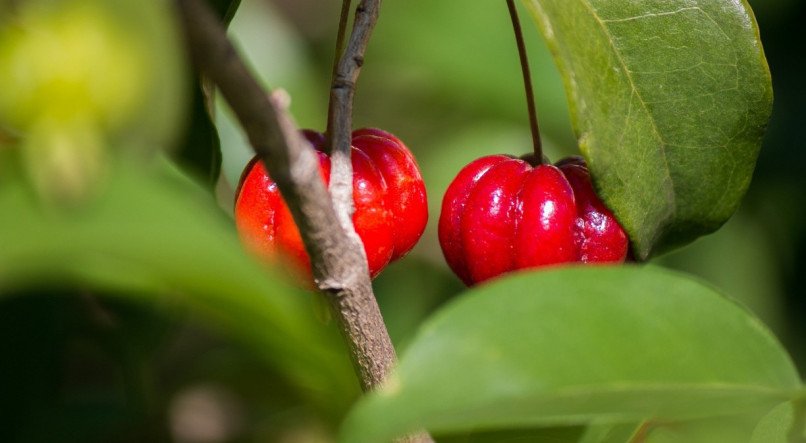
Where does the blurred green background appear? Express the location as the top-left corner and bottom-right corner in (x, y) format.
(2, 0), (804, 441)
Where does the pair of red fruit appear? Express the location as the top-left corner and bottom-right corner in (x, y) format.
(235, 128), (628, 286)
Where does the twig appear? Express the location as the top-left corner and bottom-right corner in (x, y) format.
(507, 0), (543, 161)
(174, 0), (395, 391)
(325, 0), (353, 131)
(326, 0), (380, 230)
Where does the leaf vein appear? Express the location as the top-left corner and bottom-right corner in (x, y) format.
(600, 6), (702, 24)
(579, 0), (677, 214)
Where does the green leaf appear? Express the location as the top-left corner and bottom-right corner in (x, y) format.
(580, 422), (647, 443)
(751, 402), (793, 443)
(751, 400), (806, 443)
(438, 425), (585, 443)
(522, 0), (773, 258)
(171, 0), (242, 188)
(173, 81), (222, 189)
(642, 413), (769, 443)
(0, 159), (356, 411)
(207, 0), (241, 25)
(338, 267), (800, 443)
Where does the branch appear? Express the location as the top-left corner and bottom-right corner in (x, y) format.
(325, 0), (353, 130)
(176, 3), (435, 441)
(326, 0), (380, 231)
(174, 0), (395, 391)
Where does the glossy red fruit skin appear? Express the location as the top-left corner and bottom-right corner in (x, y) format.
(234, 128), (427, 279)
(555, 156), (629, 263)
(438, 155), (627, 286)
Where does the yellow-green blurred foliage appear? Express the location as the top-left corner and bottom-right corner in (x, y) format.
(0, 0), (185, 201)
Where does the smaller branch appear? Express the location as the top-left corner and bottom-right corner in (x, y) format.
(325, 0), (353, 131)
(326, 0), (380, 231)
(507, 0), (543, 161)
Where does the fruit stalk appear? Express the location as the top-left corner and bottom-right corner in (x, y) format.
(507, 0), (543, 161)
(175, 0), (396, 392)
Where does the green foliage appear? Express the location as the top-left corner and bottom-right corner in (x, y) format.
(362, 0), (574, 148)
(207, 0), (241, 25)
(523, 0), (773, 259)
(0, 158), (356, 410)
(0, 0), (186, 200)
(1, 0), (802, 441)
(339, 267), (800, 442)
(439, 425), (585, 443)
(0, 0), (184, 138)
(173, 81), (222, 190)
(580, 422), (647, 443)
(750, 401), (799, 442)
(172, 0), (241, 189)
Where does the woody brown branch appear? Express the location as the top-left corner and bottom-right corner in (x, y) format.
(175, 2), (434, 440)
(174, 0), (394, 391)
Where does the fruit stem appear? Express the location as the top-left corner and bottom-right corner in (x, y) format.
(507, 0), (543, 162)
(325, 0), (353, 143)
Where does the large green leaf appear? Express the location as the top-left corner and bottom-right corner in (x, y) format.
(580, 422), (647, 443)
(642, 412), (771, 443)
(0, 159), (356, 411)
(522, 0), (772, 258)
(437, 425), (585, 443)
(338, 267), (800, 443)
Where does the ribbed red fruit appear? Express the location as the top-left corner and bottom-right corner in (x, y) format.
(438, 155), (627, 286)
(235, 128), (427, 279)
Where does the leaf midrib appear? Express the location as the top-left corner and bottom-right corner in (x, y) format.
(344, 382), (794, 443)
